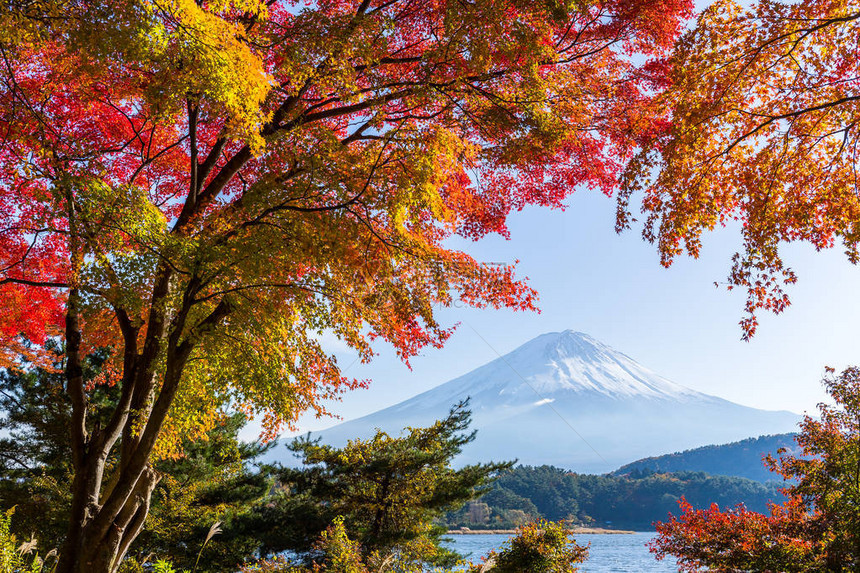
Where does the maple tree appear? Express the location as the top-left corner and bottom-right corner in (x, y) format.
(652, 366), (860, 572)
(0, 0), (691, 571)
(618, 0), (860, 338)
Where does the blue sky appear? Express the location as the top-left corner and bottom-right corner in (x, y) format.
(280, 188), (860, 436)
(258, 0), (860, 442)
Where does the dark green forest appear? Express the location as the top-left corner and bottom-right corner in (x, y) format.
(613, 434), (799, 482)
(447, 465), (787, 531)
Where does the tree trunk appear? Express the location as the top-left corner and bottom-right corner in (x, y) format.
(54, 277), (228, 572)
(56, 467), (160, 573)
(53, 100), (238, 573)
(55, 270), (179, 573)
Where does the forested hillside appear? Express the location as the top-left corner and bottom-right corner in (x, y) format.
(613, 434), (799, 482)
(447, 466), (786, 531)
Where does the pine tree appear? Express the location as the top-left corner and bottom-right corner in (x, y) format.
(0, 351), (274, 572)
(253, 400), (511, 568)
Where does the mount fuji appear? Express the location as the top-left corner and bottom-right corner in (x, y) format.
(297, 331), (802, 473)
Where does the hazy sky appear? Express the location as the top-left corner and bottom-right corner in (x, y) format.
(275, 188), (860, 438)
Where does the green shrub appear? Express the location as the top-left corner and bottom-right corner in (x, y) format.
(468, 520), (588, 573)
(0, 507), (55, 573)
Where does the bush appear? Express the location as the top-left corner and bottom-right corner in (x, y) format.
(467, 520), (588, 573)
(652, 366), (860, 572)
(0, 507), (55, 573)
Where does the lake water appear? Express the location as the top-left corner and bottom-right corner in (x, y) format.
(443, 532), (680, 572)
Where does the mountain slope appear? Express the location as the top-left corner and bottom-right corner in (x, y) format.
(467, 465), (786, 531)
(613, 433), (801, 482)
(293, 331), (802, 473)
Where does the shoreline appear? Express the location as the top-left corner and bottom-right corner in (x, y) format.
(445, 527), (637, 535)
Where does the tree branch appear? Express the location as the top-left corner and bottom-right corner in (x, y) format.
(0, 277), (67, 288)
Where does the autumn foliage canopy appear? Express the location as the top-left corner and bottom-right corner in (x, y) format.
(0, 0), (693, 570)
(619, 0), (860, 337)
(1, 0), (691, 442)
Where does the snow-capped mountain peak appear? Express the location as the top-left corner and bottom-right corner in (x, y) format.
(442, 329), (698, 401)
(288, 330), (801, 473)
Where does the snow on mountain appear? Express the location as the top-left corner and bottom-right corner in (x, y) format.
(282, 330), (802, 474)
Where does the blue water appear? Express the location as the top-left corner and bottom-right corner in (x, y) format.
(443, 532), (680, 572)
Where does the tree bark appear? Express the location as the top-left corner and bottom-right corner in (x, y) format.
(54, 252), (181, 573)
(56, 462), (161, 573)
(54, 274), (233, 572)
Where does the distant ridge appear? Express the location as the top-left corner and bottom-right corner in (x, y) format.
(290, 331), (802, 473)
(613, 433), (801, 482)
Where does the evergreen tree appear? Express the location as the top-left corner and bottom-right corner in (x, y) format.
(0, 345), (108, 544)
(254, 400), (511, 567)
(0, 352), (274, 572)
(128, 413), (274, 572)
